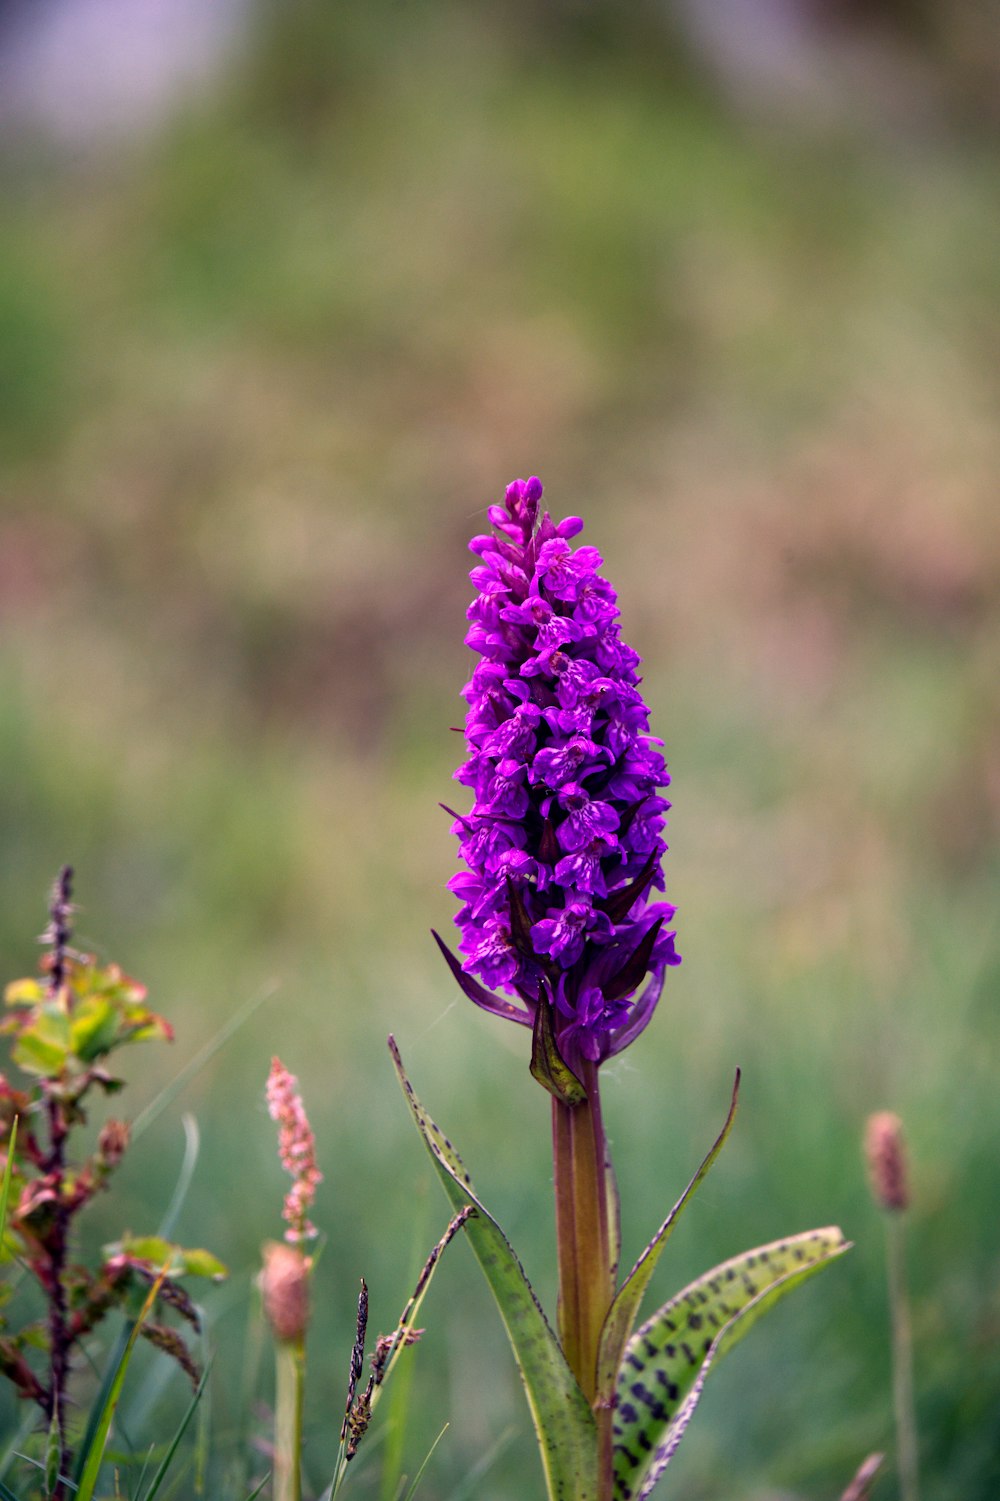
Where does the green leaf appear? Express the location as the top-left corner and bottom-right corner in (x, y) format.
(177, 1247), (228, 1280)
(70, 997), (119, 1062)
(596, 1071), (740, 1400)
(0, 1118), (18, 1246)
(3, 980), (43, 1009)
(106, 1234), (228, 1280)
(401, 1423), (449, 1501)
(76, 1270), (169, 1501)
(612, 1227), (851, 1501)
(11, 1011), (70, 1076)
(141, 1365), (210, 1501)
(388, 1037), (597, 1501)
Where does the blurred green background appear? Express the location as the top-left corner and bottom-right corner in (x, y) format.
(1, 1), (998, 1496)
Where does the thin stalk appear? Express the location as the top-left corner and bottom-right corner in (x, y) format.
(551, 1060), (614, 1405)
(274, 1337), (305, 1501)
(886, 1215), (919, 1501)
(42, 866), (74, 1500)
(44, 1095), (71, 1501)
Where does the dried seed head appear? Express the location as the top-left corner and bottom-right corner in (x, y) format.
(260, 1240), (311, 1343)
(865, 1111), (909, 1212)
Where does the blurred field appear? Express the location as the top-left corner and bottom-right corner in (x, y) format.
(1, 3), (999, 1497)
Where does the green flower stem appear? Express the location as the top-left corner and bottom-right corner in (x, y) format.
(552, 1060), (614, 1406)
(274, 1336), (305, 1501)
(886, 1215), (919, 1501)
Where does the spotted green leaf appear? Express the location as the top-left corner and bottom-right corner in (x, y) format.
(389, 1037), (597, 1501)
(613, 1227), (850, 1501)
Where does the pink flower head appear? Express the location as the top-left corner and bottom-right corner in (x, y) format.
(266, 1057), (322, 1242)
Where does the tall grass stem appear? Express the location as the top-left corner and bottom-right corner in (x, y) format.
(274, 1337), (305, 1501)
(886, 1216), (919, 1501)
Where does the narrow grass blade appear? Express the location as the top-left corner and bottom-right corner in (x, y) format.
(132, 982), (279, 1139)
(389, 1037), (597, 1501)
(74, 1322), (131, 1484)
(0, 1409), (35, 1488)
(0, 1477), (25, 1501)
(157, 1113), (200, 1240)
(76, 1268), (169, 1501)
(376, 1208), (473, 1398)
(242, 1477), (271, 1501)
(140, 1363), (210, 1501)
(399, 1423), (449, 1501)
(0, 1116), (18, 1245)
(596, 1071), (739, 1399)
(443, 1426), (517, 1501)
(612, 1227), (851, 1501)
(379, 1200), (429, 1501)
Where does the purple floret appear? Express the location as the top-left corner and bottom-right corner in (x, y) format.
(441, 476), (679, 1071)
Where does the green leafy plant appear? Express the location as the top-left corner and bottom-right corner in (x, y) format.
(0, 868), (225, 1499)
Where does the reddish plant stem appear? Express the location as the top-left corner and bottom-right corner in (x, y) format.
(43, 1094), (71, 1500)
(551, 1059), (614, 1406)
(42, 867), (75, 1500)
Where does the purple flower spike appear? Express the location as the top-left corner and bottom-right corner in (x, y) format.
(444, 476), (679, 1073)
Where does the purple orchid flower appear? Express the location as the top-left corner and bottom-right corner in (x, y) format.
(437, 476), (679, 1076)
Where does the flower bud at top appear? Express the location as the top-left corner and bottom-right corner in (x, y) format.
(865, 1111), (909, 1212)
(446, 476), (679, 1074)
(261, 1240), (310, 1344)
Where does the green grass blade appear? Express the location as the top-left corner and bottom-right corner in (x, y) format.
(74, 1321), (132, 1484)
(399, 1422), (449, 1501)
(389, 1037), (597, 1501)
(140, 1363), (210, 1501)
(596, 1071), (740, 1399)
(156, 1113), (200, 1240)
(0, 1409), (36, 1488)
(242, 1477), (271, 1501)
(131, 982), (279, 1140)
(0, 1115), (18, 1247)
(443, 1426), (517, 1501)
(612, 1227), (851, 1501)
(76, 1269), (168, 1501)
(0, 1476), (26, 1501)
(378, 1200), (428, 1501)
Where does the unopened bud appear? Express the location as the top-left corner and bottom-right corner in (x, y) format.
(865, 1111), (909, 1212)
(261, 1240), (310, 1343)
(98, 1119), (130, 1169)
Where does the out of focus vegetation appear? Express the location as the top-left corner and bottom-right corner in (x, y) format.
(1, 2), (998, 1496)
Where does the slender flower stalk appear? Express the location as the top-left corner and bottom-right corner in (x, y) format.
(262, 1241), (308, 1501)
(865, 1111), (919, 1501)
(41, 865), (75, 1501)
(439, 477), (679, 1398)
(265, 1059), (322, 1501)
(551, 1059), (614, 1401)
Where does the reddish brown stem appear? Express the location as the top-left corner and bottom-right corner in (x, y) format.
(43, 1094), (72, 1500)
(41, 867), (75, 1500)
(551, 1059), (614, 1405)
